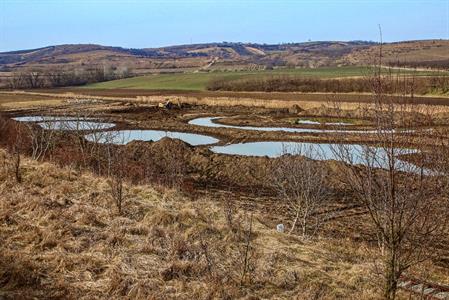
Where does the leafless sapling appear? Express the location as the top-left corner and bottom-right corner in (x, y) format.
(331, 36), (449, 299)
(271, 145), (328, 238)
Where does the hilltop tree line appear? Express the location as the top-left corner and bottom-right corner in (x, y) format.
(3, 65), (132, 89)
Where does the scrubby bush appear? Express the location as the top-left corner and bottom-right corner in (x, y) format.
(207, 75), (449, 95)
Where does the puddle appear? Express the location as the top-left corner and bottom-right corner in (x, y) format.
(14, 115), (114, 131)
(85, 130), (219, 146)
(189, 117), (372, 133)
(211, 141), (420, 171)
(296, 119), (353, 126)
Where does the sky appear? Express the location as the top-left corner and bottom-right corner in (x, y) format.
(0, 0), (448, 52)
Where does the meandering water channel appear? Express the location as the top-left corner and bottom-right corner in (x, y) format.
(14, 115), (423, 172)
(188, 117), (376, 134)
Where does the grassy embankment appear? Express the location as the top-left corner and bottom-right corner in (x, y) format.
(0, 92), (64, 109)
(0, 148), (384, 299)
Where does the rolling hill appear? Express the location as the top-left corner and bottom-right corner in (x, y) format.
(1, 40), (448, 75)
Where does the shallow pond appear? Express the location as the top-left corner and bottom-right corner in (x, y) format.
(211, 141), (419, 171)
(85, 130), (219, 146)
(189, 117), (372, 133)
(14, 116), (114, 131)
(38, 121), (115, 131)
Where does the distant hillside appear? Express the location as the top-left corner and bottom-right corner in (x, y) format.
(345, 40), (449, 69)
(0, 40), (448, 74)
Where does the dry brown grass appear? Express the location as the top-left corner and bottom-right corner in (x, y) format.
(0, 148), (388, 299)
(3, 90), (449, 120)
(138, 94), (301, 109)
(0, 92), (63, 109)
(136, 94), (371, 110)
(0, 91), (134, 102)
(3, 90), (449, 111)
(135, 95), (449, 117)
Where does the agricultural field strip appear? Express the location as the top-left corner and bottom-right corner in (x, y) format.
(85, 66), (449, 91)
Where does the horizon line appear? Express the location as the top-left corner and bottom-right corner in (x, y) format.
(2, 38), (449, 54)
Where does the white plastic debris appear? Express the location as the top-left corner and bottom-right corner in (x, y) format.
(276, 224), (285, 233)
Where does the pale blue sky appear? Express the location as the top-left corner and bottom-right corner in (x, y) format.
(1, 0), (448, 52)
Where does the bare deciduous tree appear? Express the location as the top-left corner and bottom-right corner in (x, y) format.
(57, 112), (117, 174)
(7, 72), (26, 89)
(12, 129), (22, 183)
(162, 145), (186, 189)
(331, 39), (449, 299)
(106, 142), (126, 215)
(8, 122), (24, 183)
(239, 212), (254, 286)
(23, 118), (56, 161)
(271, 145), (328, 238)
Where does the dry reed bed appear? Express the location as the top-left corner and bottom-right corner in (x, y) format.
(3, 91), (449, 114)
(137, 95), (349, 110)
(0, 149), (386, 299)
(136, 95), (449, 117)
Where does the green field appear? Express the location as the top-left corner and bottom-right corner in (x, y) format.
(85, 66), (447, 91)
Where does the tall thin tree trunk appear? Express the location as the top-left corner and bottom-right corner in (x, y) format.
(14, 147), (22, 183)
(384, 249), (398, 300)
(288, 209), (301, 234)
